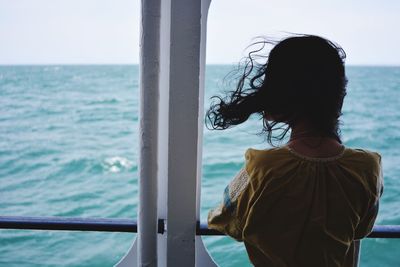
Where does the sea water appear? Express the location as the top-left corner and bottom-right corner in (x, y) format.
(0, 65), (399, 266)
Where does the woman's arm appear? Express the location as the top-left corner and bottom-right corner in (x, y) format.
(207, 167), (252, 241)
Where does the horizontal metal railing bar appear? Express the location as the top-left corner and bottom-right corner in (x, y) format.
(367, 225), (400, 238)
(0, 216), (399, 238)
(0, 216), (138, 233)
(197, 222), (223, 236)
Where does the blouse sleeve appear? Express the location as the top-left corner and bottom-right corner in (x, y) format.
(354, 158), (384, 240)
(207, 167), (252, 241)
(354, 201), (379, 240)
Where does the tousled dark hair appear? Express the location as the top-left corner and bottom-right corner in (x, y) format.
(206, 35), (348, 146)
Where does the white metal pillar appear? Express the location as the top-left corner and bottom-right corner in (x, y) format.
(158, 0), (216, 266)
(116, 0), (161, 266)
(163, 0), (202, 265)
(137, 0), (161, 265)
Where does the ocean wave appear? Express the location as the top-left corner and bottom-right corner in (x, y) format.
(103, 156), (134, 173)
(57, 158), (98, 175)
(88, 98), (119, 105)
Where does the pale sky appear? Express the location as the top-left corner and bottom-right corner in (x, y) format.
(0, 0), (399, 65)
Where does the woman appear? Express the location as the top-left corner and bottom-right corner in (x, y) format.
(206, 35), (383, 267)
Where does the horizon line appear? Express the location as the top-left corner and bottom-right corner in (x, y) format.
(1, 63), (400, 67)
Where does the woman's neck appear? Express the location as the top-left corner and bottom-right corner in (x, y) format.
(287, 121), (343, 158)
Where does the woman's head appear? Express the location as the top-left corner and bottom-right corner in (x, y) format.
(206, 35), (347, 145)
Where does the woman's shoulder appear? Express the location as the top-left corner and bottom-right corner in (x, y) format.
(341, 148), (382, 187)
(244, 146), (382, 174)
(344, 147), (381, 159)
(244, 147), (292, 174)
(245, 147), (289, 163)
(341, 147), (382, 169)
(342, 148), (383, 201)
(245, 146), (381, 162)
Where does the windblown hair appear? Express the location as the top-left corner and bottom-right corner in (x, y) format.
(206, 35), (348, 145)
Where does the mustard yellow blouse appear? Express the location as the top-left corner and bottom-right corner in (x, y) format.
(208, 146), (383, 267)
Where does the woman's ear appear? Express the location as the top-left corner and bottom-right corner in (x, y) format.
(264, 113), (293, 125)
(264, 113), (275, 121)
(264, 112), (284, 122)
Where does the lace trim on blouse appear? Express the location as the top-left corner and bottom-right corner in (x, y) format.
(284, 145), (346, 162)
